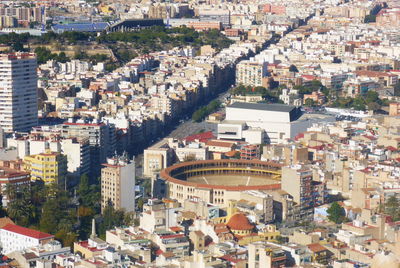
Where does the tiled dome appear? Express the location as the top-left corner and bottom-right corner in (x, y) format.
(226, 213), (253, 231)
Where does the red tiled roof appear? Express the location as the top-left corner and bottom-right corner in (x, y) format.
(206, 140), (235, 148)
(226, 213), (254, 231)
(159, 234), (184, 239)
(169, 226), (182, 232)
(302, 75), (318, 80)
(307, 243), (327, 253)
(225, 150), (238, 157)
(1, 224), (53, 240)
(214, 223), (230, 234)
(386, 146), (397, 152)
(184, 131), (215, 143)
(294, 133), (304, 141)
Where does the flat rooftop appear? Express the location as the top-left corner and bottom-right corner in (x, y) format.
(228, 102), (297, 113)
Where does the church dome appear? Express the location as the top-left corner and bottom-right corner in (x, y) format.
(226, 213), (254, 231)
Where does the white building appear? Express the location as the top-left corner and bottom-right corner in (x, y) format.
(139, 199), (181, 233)
(61, 138), (91, 177)
(0, 224), (54, 254)
(0, 53), (38, 132)
(175, 143), (208, 161)
(218, 103), (301, 143)
(218, 102), (334, 144)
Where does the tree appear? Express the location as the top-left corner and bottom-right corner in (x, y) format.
(40, 199), (61, 233)
(364, 14), (376, 23)
(137, 198), (144, 211)
(55, 229), (77, 247)
(78, 174), (90, 206)
(384, 196), (400, 221)
(192, 100), (221, 122)
(6, 184), (36, 226)
(304, 98), (316, 107)
(98, 202), (125, 238)
(352, 97), (366, 111)
(365, 91), (379, 104)
(289, 64), (299, 73)
(327, 202), (346, 224)
(367, 102), (381, 111)
(0, 195), (6, 217)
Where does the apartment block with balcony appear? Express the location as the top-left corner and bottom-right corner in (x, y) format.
(281, 165), (325, 221)
(153, 232), (190, 259)
(236, 61), (268, 87)
(23, 151), (67, 185)
(0, 53), (38, 132)
(101, 154), (135, 213)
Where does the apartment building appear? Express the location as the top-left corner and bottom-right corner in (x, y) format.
(281, 165), (326, 220)
(248, 242), (287, 268)
(23, 151), (68, 185)
(153, 232), (190, 259)
(143, 139), (175, 178)
(101, 154), (135, 212)
(198, 9), (230, 26)
(236, 61), (268, 87)
(0, 160), (30, 200)
(59, 120), (116, 176)
(240, 144), (260, 160)
(139, 199), (181, 233)
(0, 224), (54, 255)
(0, 16), (17, 27)
(60, 138), (90, 177)
(0, 53), (38, 132)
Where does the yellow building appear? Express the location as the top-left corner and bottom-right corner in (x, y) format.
(99, 4), (113, 15)
(24, 151), (67, 185)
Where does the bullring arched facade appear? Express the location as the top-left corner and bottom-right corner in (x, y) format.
(160, 159), (282, 206)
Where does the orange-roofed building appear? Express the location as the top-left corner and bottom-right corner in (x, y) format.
(226, 213), (254, 236)
(206, 140), (236, 153)
(307, 243), (331, 265)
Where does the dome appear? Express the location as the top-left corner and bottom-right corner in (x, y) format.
(226, 213), (254, 231)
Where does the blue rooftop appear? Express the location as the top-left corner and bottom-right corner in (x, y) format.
(52, 22), (109, 33)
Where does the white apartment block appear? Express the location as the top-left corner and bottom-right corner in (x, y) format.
(0, 53), (38, 132)
(0, 224), (54, 254)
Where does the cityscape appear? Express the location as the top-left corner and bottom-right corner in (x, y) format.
(0, 0), (398, 267)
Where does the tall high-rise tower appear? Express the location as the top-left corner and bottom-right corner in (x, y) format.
(101, 154), (136, 213)
(0, 53), (38, 132)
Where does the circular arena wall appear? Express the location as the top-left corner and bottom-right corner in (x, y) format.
(160, 159), (282, 206)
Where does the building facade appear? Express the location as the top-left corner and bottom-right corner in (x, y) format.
(101, 154), (135, 212)
(59, 120), (116, 176)
(281, 165), (326, 221)
(236, 61), (268, 87)
(0, 224), (54, 255)
(0, 53), (38, 132)
(23, 151), (68, 185)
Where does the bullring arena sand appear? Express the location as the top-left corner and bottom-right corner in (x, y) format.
(187, 174), (278, 186)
